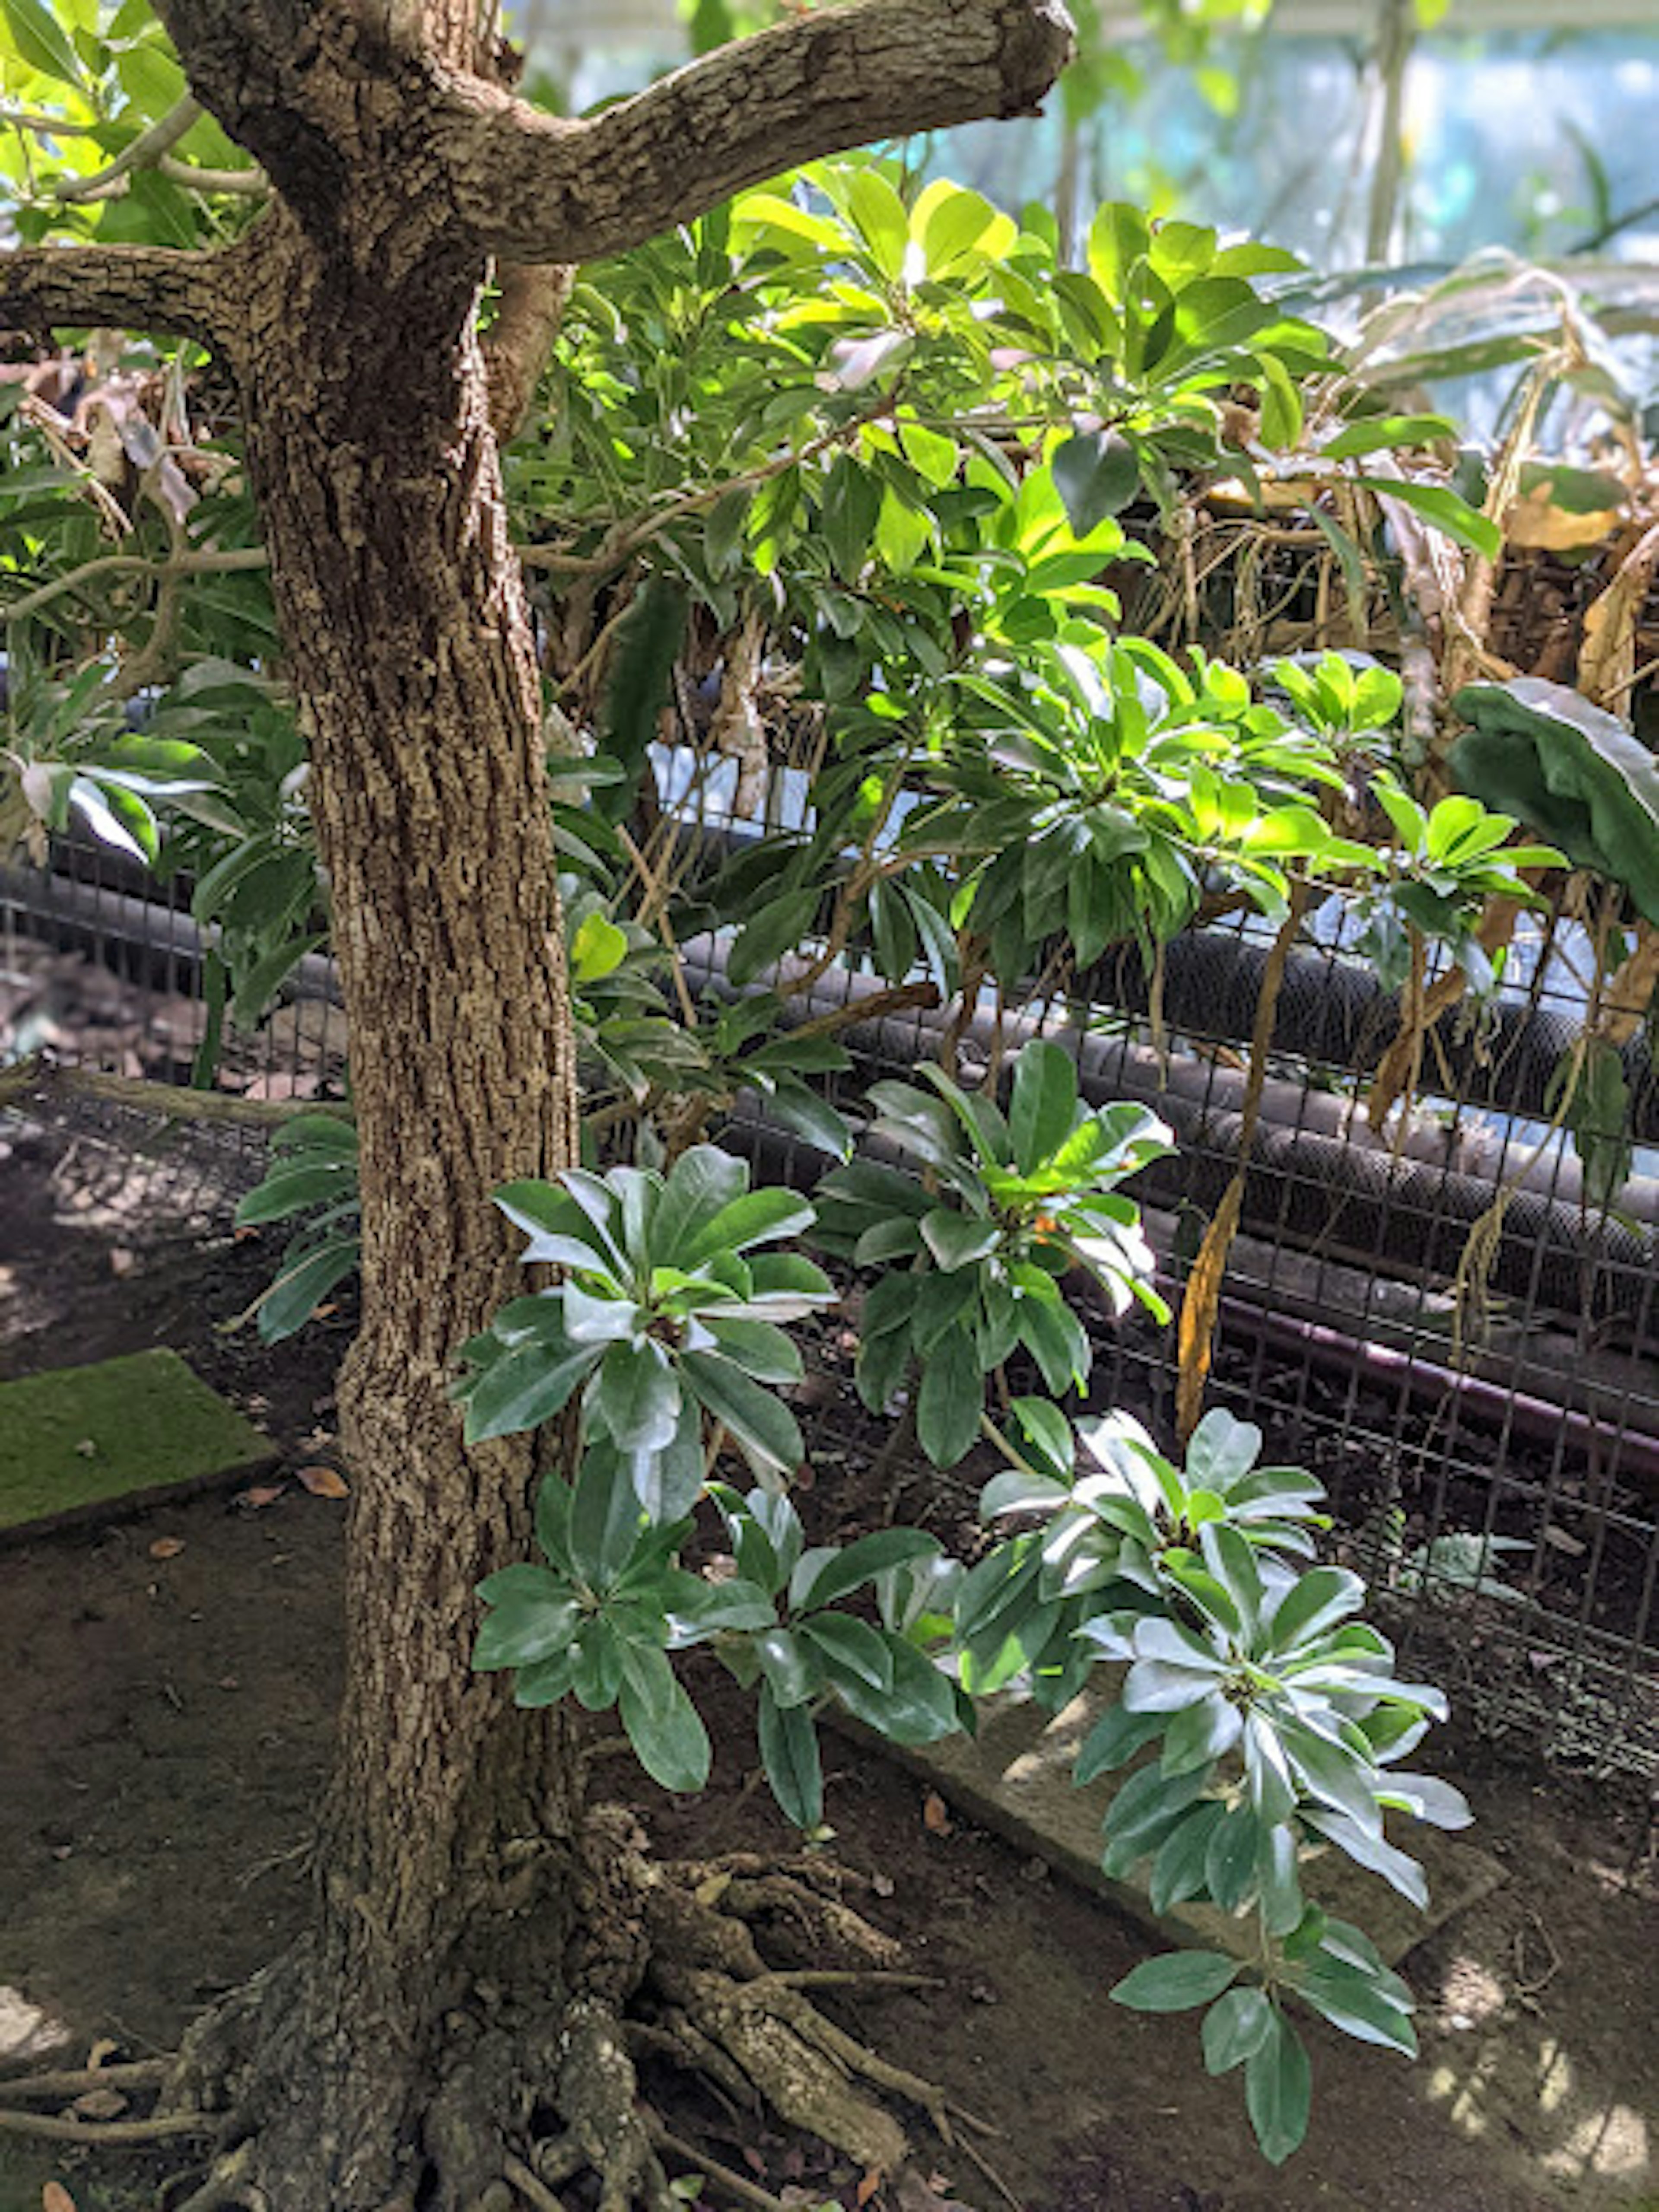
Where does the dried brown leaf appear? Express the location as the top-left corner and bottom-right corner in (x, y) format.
(147, 1537), (185, 1560)
(42, 2184), (78, 2212)
(236, 1484), (286, 1510)
(69, 2088), (127, 2120)
(296, 1465), (349, 1499)
(922, 1790), (952, 1837)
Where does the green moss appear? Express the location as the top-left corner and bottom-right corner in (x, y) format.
(0, 1349), (274, 1536)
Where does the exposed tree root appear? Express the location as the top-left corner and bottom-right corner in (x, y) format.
(0, 1822), (984, 2212)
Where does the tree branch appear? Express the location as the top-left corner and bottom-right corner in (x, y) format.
(0, 241), (236, 346)
(441, 0), (1074, 264)
(54, 95), (203, 203)
(483, 261), (572, 442)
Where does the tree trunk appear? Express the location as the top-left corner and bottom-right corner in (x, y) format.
(206, 206), (595, 2208)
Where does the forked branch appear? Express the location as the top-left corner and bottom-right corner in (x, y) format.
(443, 0), (1074, 262)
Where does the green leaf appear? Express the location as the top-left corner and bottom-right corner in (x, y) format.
(919, 1207), (1001, 1271)
(1450, 677), (1659, 923)
(1075, 1703), (1165, 1783)
(594, 1340), (682, 1455)
(1322, 413), (1453, 460)
(462, 1335), (598, 1445)
(474, 1578), (579, 1672)
(916, 1325), (985, 1469)
(1266, 1566), (1365, 1653)
(253, 1234), (361, 1344)
(618, 1650), (712, 1794)
(728, 889), (821, 987)
(1202, 1986), (1274, 2075)
(0, 0), (85, 88)
(754, 1626), (820, 1708)
(569, 1443), (644, 1590)
(235, 1160), (356, 1226)
(1355, 477), (1501, 562)
(844, 167), (910, 280)
(678, 1186), (815, 1267)
(799, 1612), (893, 1692)
(758, 1683), (823, 1828)
(1204, 1803), (1260, 1912)
(1009, 1039), (1080, 1175)
(792, 1528), (941, 1610)
(626, 1390), (706, 1522)
(1244, 2011), (1312, 2166)
(683, 1350), (802, 1481)
(1110, 1950), (1239, 2014)
(495, 1179), (620, 1272)
(702, 1315), (801, 1386)
(832, 1634), (960, 1744)
(1149, 1801), (1226, 1913)
(1297, 1960), (1417, 2056)
(1052, 429), (1138, 537)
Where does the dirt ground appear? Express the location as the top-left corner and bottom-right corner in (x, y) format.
(1, 1108), (1656, 2212)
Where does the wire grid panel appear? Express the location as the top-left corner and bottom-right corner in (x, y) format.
(3, 817), (1657, 1775)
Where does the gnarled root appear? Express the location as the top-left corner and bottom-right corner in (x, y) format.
(0, 1821), (980, 2211)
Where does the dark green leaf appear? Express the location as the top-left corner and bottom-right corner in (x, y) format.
(1244, 2011), (1311, 2166)
(1202, 1986), (1274, 2075)
(916, 1325), (985, 1469)
(1110, 1950), (1239, 2013)
(683, 1350), (803, 1481)
(758, 1684), (823, 1828)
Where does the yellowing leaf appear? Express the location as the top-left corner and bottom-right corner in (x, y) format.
(1175, 1175), (1243, 1448)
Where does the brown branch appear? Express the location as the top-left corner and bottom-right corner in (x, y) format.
(0, 240), (235, 346)
(0, 1052), (350, 1127)
(3, 544), (268, 624)
(483, 261), (573, 442)
(440, 0), (1074, 264)
(0, 2107), (207, 2144)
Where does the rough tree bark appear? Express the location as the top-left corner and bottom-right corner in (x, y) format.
(0, 3), (1071, 2204)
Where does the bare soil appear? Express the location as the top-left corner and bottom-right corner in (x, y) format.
(1, 1111), (1656, 2212)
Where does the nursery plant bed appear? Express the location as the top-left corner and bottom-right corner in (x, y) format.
(0, 1347), (276, 1539)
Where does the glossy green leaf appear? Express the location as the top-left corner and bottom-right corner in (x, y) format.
(1110, 1949), (1239, 2013)
(1244, 2011), (1311, 2166)
(758, 1683), (823, 1828)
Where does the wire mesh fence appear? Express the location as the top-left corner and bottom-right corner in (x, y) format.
(4, 763), (1657, 1779)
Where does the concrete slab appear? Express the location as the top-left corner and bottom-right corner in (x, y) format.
(0, 1348), (275, 1539)
(834, 1675), (1506, 1967)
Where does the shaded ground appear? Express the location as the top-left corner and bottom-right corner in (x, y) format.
(1, 1110), (1656, 2212)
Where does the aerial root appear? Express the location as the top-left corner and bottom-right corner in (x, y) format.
(0, 1846), (979, 2212)
(162, 2138), (269, 2212)
(646, 2118), (788, 2212)
(0, 2054), (190, 2147)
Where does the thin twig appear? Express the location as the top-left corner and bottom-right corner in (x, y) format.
(54, 96), (203, 204)
(3, 544), (268, 624)
(519, 403), (887, 582)
(156, 155), (267, 197)
(646, 2121), (788, 2212)
(0, 108), (99, 138)
(753, 1968), (937, 1992)
(0, 2057), (169, 2102)
(0, 2107), (207, 2143)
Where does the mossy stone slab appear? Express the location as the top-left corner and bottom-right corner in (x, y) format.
(0, 1348), (276, 1538)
